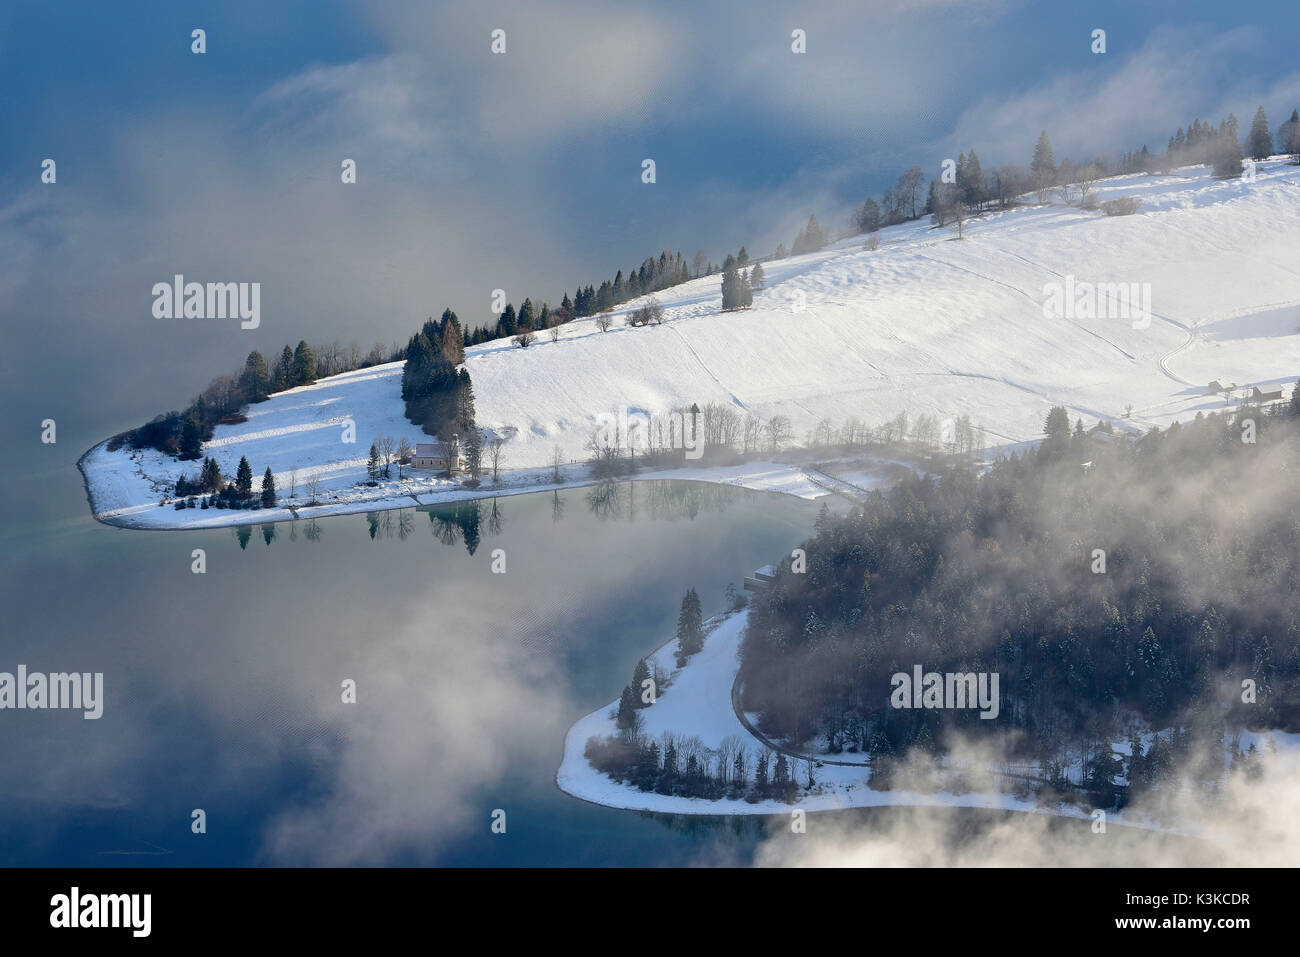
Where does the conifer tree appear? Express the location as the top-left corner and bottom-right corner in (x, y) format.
(675, 587), (704, 661)
(1280, 109), (1300, 158)
(275, 345), (294, 391)
(368, 443), (381, 481)
(179, 415), (203, 460)
(455, 369), (476, 436)
(1212, 130), (1244, 179)
(292, 340), (316, 385)
(1247, 106), (1272, 160)
(1043, 406), (1071, 450)
(803, 214), (825, 252)
(261, 467), (277, 507)
(497, 304), (517, 339)
(632, 658), (651, 707)
(439, 309), (465, 364)
(235, 456), (253, 497)
(858, 197), (881, 233)
(463, 427), (483, 480)
(721, 261), (742, 311)
(1032, 130), (1056, 179)
(616, 685), (638, 730)
(201, 456), (224, 491)
(240, 351), (271, 402)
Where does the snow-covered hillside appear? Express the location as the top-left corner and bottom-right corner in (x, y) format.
(82, 159), (1300, 527)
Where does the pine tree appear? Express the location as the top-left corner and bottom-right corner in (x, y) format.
(235, 456), (253, 497)
(1032, 131), (1055, 173)
(720, 261), (742, 311)
(616, 685), (638, 730)
(773, 752), (789, 786)
(497, 304), (517, 339)
(675, 587), (704, 661)
(1247, 106), (1272, 160)
(463, 428), (483, 480)
(632, 659), (651, 707)
(261, 467), (277, 507)
(750, 262), (765, 289)
(179, 415), (203, 460)
(455, 369), (476, 436)
(962, 149), (984, 207)
(275, 345), (294, 391)
(1212, 130), (1244, 179)
(1280, 109), (1300, 158)
(1031, 130), (1056, 190)
(201, 456), (224, 491)
(858, 197), (881, 233)
(292, 340), (316, 385)
(737, 246), (749, 266)
(803, 214), (825, 252)
(1043, 406), (1071, 449)
(368, 443), (381, 482)
(439, 309), (465, 364)
(240, 351), (271, 402)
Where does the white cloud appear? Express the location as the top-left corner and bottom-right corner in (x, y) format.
(362, 0), (684, 144)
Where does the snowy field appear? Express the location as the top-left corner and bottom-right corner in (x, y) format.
(82, 160), (1300, 528)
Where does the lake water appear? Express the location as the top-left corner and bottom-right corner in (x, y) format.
(1, 444), (1209, 867)
(2, 467), (835, 865)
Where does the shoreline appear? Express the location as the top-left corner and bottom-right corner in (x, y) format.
(76, 438), (897, 532)
(554, 609), (1208, 835)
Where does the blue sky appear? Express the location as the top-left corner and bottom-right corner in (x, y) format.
(2, 0), (1298, 438)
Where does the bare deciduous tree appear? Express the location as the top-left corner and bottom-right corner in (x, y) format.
(742, 415), (764, 454)
(487, 436), (505, 483)
(595, 311), (613, 333)
(396, 438), (413, 479)
(841, 416), (863, 447)
(810, 418), (835, 447)
(376, 434), (395, 478)
(306, 472), (322, 505)
(765, 415), (793, 453)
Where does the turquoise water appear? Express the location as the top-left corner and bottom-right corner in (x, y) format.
(1, 472), (822, 865)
